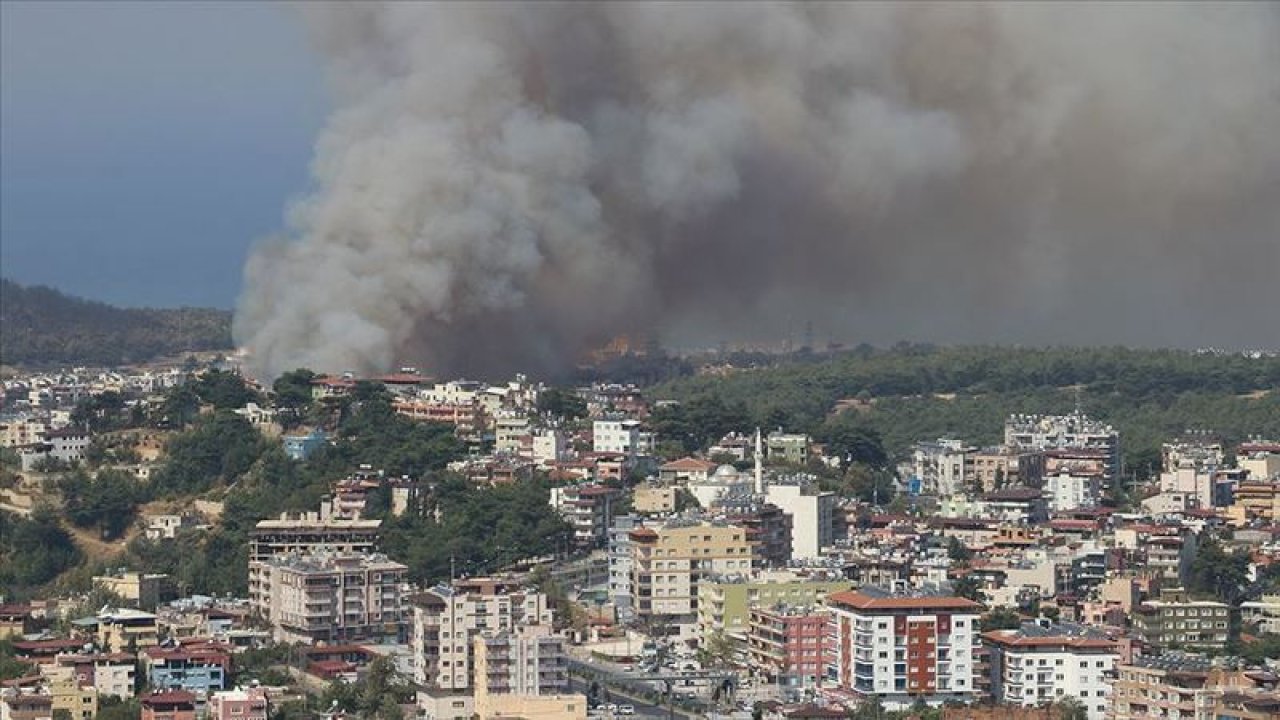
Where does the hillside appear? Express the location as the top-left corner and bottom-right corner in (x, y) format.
(0, 278), (233, 367)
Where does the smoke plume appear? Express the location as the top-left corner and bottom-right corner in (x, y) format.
(235, 2), (1280, 379)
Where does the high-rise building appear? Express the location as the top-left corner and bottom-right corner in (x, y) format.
(629, 520), (757, 636)
(410, 579), (552, 691)
(248, 553), (406, 645)
(828, 587), (982, 710)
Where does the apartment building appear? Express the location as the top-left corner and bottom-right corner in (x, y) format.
(410, 579), (552, 690)
(1241, 594), (1280, 635)
(548, 484), (618, 550)
(96, 608), (159, 651)
(47, 679), (95, 720)
(904, 439), (976, 497)
(697, 570), (852, 638)
(248, 512), (380, 562)
(608, 516), (641, 624)
(248, 553), (407, 645)
(747, 606), (832, 689)
(142, 644), (230, 696)
(828, 587), (982, 710)
(0, 690), (53, 720)
(764, 478), (836, 561)
(1045, 470), (1102, 513)
(474, 626), (569, 696)
(629, 520), (758, 636)
(1004, 413), (1119, 482)
(972, 448), (1045, 493)
(983, 622), (1119, 720)
(46, 653), (137, 699)
(1131, 588), (1230, 652)
(592, 418), (643, 455)
(1236, 441), (1280, 481)
(1109, 654), (1280, 720)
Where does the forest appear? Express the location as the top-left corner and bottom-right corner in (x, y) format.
(0, 278), (232, 367)
(651, 345), (1280, 480)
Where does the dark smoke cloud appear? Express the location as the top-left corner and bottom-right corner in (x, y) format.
(235, 2), (1280, 379)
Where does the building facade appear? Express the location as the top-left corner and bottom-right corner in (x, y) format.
(411, 580), (552, 691)
(828, 588), (982, 710)
(983, 622), (1118, 720)
(248, 553), (407, 645)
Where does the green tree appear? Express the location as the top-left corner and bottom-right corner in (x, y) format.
(1188, 535), (1250, 605)
(951, 575), (983, 602)
(537, 387), (587, 421)
(980, 606), (1023, 631)
(1054, 697), (1089, 720)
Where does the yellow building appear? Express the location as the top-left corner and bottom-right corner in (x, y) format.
(49, 680), (97, 720)
(697, 570), (853, 639)
(96, 608), (159, 652)
(92, 572), (169, 610)
(0, 605), (27, 640)
(1225, 481), (1280, 526)
(629, 521), (757, 632)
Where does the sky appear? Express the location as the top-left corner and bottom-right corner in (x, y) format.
(0, 1), (324, 309)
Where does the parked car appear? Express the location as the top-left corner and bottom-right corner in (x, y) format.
(619, 706), (635, 715)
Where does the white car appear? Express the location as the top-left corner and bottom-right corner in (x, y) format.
(618, 706), (635, 715)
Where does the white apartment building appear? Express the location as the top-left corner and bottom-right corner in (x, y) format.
(764, 479), (836, 561)
(904, 439), (976, 497)
(410, 579), (552, 690)
(248, 553), (407, 645)
(983, 622), (1119, 720)
(1045, 470), (1102, 512)
(592, 418), (643, 455)
(608, 516), (641, 624)
(1004, 413), (1119, 481)
(828, 587), (982, 710)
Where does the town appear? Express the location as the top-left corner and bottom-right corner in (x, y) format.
(1, 350), (1278, 720)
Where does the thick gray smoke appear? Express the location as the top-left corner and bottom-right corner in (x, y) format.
(235, 2), (1280, 379)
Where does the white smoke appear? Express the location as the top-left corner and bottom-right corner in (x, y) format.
(235, 2), (1280, 379)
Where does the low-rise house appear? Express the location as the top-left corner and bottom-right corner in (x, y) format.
(139, 690), (196, 720)
(207, 687), (269, 720)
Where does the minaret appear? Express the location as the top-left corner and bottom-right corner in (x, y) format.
(754, 427), (765, 494)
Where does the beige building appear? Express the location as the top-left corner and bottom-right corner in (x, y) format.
(97, 608), (159, 652)
(629, 520), (757, 635)
(1110, 654), (1279, 720)
(411, 579), (552, 691)
(632, 482), (676, 515)
(248, 553), (406, 645)
(92, 572), (169, 610)
(972, 448), (1045, 493)
(473, 628), (585, 720)
(1237, 441), (1280, 481)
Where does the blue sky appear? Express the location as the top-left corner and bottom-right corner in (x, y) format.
(0, 1), (325, 309)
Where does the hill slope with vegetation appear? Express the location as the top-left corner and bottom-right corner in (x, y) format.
(0, 278), (233, 367)
(651, 345), (1280, 480)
